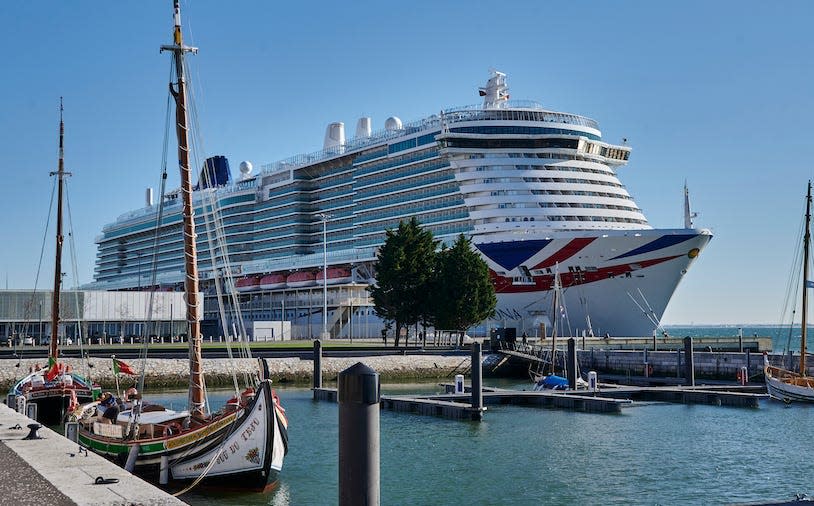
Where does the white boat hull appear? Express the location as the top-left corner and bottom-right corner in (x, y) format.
(171, 382), (286, 479)
(764, 354), (814, 403)
(765, 374), (814, 403)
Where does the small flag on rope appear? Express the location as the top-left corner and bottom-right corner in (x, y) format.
(45, 356), (60, 382)
(806, 280), (814, 289)
(113, 358), (136, 376)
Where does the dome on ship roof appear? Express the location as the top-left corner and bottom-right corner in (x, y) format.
(239, 161), (253, 179)
(384, 116), (402, 131)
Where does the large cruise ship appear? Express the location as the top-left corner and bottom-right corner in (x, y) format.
(88, 71), (711, 338)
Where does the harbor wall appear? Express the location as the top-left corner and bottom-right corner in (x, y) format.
(579, 349), (772, 381)
(0, 355), (470, 392)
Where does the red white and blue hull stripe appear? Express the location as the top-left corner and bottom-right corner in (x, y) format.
(472, 228), (712, 337)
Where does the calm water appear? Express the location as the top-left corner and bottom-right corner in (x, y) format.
(665, 325), (812, 353)
(171, 379), (814, 506)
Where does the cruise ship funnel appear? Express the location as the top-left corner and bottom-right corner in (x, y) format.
(324, 122), (345, 153)
(355, 117), (372, 138)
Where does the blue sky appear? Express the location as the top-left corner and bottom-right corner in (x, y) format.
(0, 1), (812, 325)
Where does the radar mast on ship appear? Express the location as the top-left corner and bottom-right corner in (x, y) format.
(479, 70), (510, 109)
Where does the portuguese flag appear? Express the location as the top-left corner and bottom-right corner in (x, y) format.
(113, 358), (136, 376)
(45, 356), (60, 382)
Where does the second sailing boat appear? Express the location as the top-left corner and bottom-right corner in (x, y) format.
(8, 100), (99, 426)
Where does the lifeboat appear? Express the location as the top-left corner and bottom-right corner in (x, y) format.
(235, 276), (261, 292)
(259, 273), (287, 290)
(316, 267), (353, 285)
(286, 271), (316, 288)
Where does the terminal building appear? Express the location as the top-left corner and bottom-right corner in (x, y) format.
(0, 290), (185, 345)
(0, 287), (378, 344)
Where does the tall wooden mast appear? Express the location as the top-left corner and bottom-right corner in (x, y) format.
(49, 98), (70, 361)
(161, 0), (204, 417)
(802, 181), (811, 376)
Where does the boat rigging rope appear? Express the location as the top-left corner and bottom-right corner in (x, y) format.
(780, 210), (806, 354)
(131, 63), (176, 435)
(32, 178), (57, 293)
(15, 178), (57, 354)
(183, 56), (254, 392)
(63, 181), (91, 377)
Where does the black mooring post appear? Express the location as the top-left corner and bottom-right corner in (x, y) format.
(313, 339), (322, 396)
(471, 341), (483, 419)
(683, 336), (695, 386)
(567, 338), (577, 389)
(338, 362), (380, 506)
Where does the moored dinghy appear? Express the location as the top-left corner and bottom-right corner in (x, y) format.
(70, 0), (288, 491)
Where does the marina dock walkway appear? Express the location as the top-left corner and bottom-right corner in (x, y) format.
(315, 379), (766, 420)
(0, 403), (185, 506)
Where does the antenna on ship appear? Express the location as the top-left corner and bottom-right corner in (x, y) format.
(479, 69), (509, 109)
(683, 180), (698, 229)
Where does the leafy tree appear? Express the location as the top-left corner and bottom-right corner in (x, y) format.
(430, 234), (496, 344)
(369, 217), (438, 346)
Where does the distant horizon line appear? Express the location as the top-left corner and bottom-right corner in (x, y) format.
(663, 323), (803, 327)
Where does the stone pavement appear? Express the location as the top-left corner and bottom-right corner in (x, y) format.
(0, 403), (185, 506)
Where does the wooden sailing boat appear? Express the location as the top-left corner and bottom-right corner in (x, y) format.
(764, 181), (814, 402)
(71, 1), (288, 490)
(8, 100), (99, 426)
(533, 265), (570, 390)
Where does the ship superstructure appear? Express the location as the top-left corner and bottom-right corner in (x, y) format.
(88, 71), (711, 338)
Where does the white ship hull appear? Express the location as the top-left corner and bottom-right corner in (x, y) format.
(477, 228), (711, 337)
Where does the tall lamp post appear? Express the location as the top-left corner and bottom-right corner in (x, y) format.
(317, 213), (331, 339)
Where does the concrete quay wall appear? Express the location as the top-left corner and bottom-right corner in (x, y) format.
(0, 355), (470, 391)
(0, 403), (184, 506)
(579, 349), (772, 380)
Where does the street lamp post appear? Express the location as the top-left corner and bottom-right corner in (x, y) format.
(318, 213), (331, 339)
